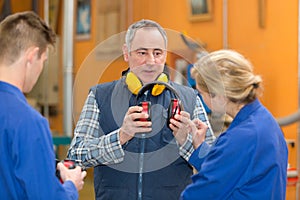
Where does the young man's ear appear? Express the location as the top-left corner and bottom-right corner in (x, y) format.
(26, 47), (39, 64)
(122, 44), (129, 62)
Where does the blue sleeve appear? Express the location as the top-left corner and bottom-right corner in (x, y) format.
(16, 114), (78, 200)
(181, 131), (254, 199)
(63, 181), (79, 200)
(188, 142), (211, 171)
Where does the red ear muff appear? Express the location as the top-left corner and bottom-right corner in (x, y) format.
(137, 101), (151, 121)
(167, 99), (183, 127)
(136, 81), (183, 128)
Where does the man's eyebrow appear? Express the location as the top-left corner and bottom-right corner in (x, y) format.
(134, 48), (163, 51)
(135, 48), (148, 51)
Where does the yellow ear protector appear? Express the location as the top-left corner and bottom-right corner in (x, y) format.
(135, 81), (183, 127)
(125, 72), (168, 96)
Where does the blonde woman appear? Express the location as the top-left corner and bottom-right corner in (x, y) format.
(170, 49), (288, 199)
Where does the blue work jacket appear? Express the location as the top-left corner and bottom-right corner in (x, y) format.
(181, 99), (288, 200)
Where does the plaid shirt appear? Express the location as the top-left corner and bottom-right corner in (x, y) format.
(67, 90), (215, 168)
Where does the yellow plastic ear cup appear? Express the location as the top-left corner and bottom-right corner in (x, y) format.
(126, 72), (142, 95)
(151, 73), (168, 96)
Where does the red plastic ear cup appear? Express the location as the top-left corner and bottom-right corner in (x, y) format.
(167, 99), (182, 127)
(135, 81), (183, 129)
(138, 101), (151, 121)
(56, 159), (76, 183)
(62, 160), (76, 169)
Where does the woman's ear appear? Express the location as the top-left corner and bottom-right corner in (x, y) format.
(213, 94), (227, 107)
(210, 94), (227, 114)
(122, 44), (129, 62)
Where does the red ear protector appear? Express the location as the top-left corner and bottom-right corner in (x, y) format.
(135, 81), (183, 126)
(137, 101), (151, 121)
(55, 159), (77, 183)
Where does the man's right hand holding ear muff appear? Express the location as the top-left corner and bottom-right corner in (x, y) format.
(119, 106), (152, 145)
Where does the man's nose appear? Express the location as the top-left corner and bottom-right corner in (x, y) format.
(145, 53), (156, 64)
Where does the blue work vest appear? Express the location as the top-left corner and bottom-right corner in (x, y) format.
(91, 77), (197, 200)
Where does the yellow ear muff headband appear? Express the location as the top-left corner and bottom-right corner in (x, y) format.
(125, 72), (169, 96)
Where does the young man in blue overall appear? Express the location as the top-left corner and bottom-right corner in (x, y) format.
(0, 11), (86, 200)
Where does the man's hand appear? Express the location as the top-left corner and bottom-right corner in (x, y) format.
(119, 106), (152, 145)
(169, 111), (191, 146)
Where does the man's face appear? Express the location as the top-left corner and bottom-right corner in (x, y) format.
(123, 27), (167, 84)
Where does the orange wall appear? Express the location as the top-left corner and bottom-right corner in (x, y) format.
(10, 0), (32, 12)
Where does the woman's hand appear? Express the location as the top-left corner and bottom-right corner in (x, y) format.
(169, 111), (207, 148)
(190, 119), (208, 149)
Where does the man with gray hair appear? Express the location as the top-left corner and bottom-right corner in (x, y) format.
(68, 19), (215, 200)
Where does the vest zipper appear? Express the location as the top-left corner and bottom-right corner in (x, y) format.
(138, 134), (146, 200)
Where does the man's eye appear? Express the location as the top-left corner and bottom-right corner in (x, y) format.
(154, 52), (162, 57)
(137, 51), (147, 56)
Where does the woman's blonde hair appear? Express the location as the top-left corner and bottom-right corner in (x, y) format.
(192, 49), (263, 104)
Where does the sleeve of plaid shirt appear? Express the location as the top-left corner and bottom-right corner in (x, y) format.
(67, 92), (215, 168)
(67, 91), (125, 168)
(179, 95), (215, 161)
